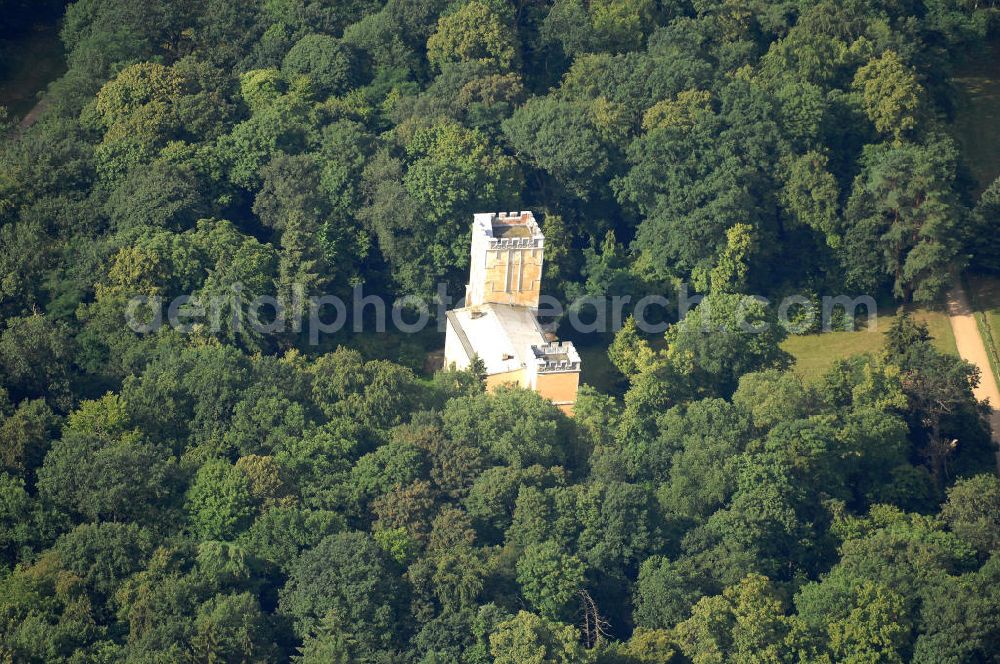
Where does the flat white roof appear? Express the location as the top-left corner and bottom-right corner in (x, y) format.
(447, 303), (548, 375)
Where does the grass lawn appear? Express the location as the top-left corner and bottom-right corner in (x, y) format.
(572, 305), (959, 391)
(782, 306), (958, 383)
(951, 39), (1000, 194)
(0, 23), (65, 122)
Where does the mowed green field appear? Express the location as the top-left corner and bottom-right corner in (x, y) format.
(952, 39), (1000, 194)
(782, 307), (958, 382)
(577, 305), (958, 390)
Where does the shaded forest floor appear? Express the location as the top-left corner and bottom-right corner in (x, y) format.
(0, 22), (65, 122)
(952, 37), (1000, 194)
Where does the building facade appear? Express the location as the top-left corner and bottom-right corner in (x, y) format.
(444, 212), (581, 414)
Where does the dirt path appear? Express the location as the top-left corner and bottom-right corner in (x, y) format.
(946, 284), (1000, 472)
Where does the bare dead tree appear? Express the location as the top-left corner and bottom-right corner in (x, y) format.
(578, 590), (611, 649)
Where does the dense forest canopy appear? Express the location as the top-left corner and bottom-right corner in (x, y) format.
(2, 0), (1000, 662)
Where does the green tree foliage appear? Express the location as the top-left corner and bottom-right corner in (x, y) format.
(279, 531), (407, 654)
(663, 293), (791, 398)
(543, 0), (662, 55)
(618, 81), (784, 288)
(0, 0), (996, 660)
(359, 121), (522, 293)
(503, 95), (618, 200)
(841, 138), (964, 302)
(940, 474), (1000, 556)
(37, 429), (177, 523)
(443, 386), (576, 468)
(633, 556), (704, 630)
(969, 174), (1000, 271)
(426, 1), (518, 73)
(0, 314), (76, 411)
(673, 574), (808, 663)
(283, 34), (356, 98)
(0, 396), (58, 477)
(185, 458), (258, 541)
(489, 610), (587, 664)
(516, 540), (587, 621)
(852, 50), (925, 141)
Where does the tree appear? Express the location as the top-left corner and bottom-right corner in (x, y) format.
(517, 540), (587, 622)
(764, 416), (852, 502)
(940, 474), (1000, 556)
(912, 554), (1000, 663)
(113, 543), (204, 660)
(283, 34), (355, 97)
(0, 473), (66, 566)
(360, 123), (521, 294)
(708, 223), (754, 294)
(690, 455), (817, 585)
(0, 314), (76, 411)
(732, 369), (813, 431)
(883, 314), (983, 482)
(619, 80), (783, 288)
(852, 51), (924, 141)
(841, 139), (964, 302)
(503, 95), (618, 200)
(442, 387), (573, 468)
(969, 174), (1000, 271)
(658, 398), (753, 519)
(814, 504), (977, 628)
(612, 628), (680, 662)
(633, 556), (704, 630)
(372, 479), (438, 547)
(399, 419), (487, 500)
(663, 293), (791, 398)
(463, 464), (567, 541)
(105, 158), (205, 233)
(317, 119), (374, 218)
(350, 441), (429, 507)
(400, 121), (521, 288)
(189, 592), (282, 662)
(426, 2), (518, 73)
(52, 522), (155, 605)
(242, 504), (344, 573)
(0, 397), (58, 477)
(574, 480), (663, 576)
(0, 548), (107, 660)
(672, 574), (807, 664)
(295, 610), (356, 663)
(542, 0), (661, 55)
(279, 531), (407, 653)
(406, 508), (487, 615)
(185, 459), (258, 541)
(311, 348), (425, 431)
(1, 0), (998, 657)
(90, 61), (185, 180)
(779, 151), (840, 243)
(796, 577), (911, 664)
(643, 89), (712, 131)
(37, 429), (177, 523)
(92, 61), (183, 129)
(489, 611), (587, 664)
(253, 153), (336, 304)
